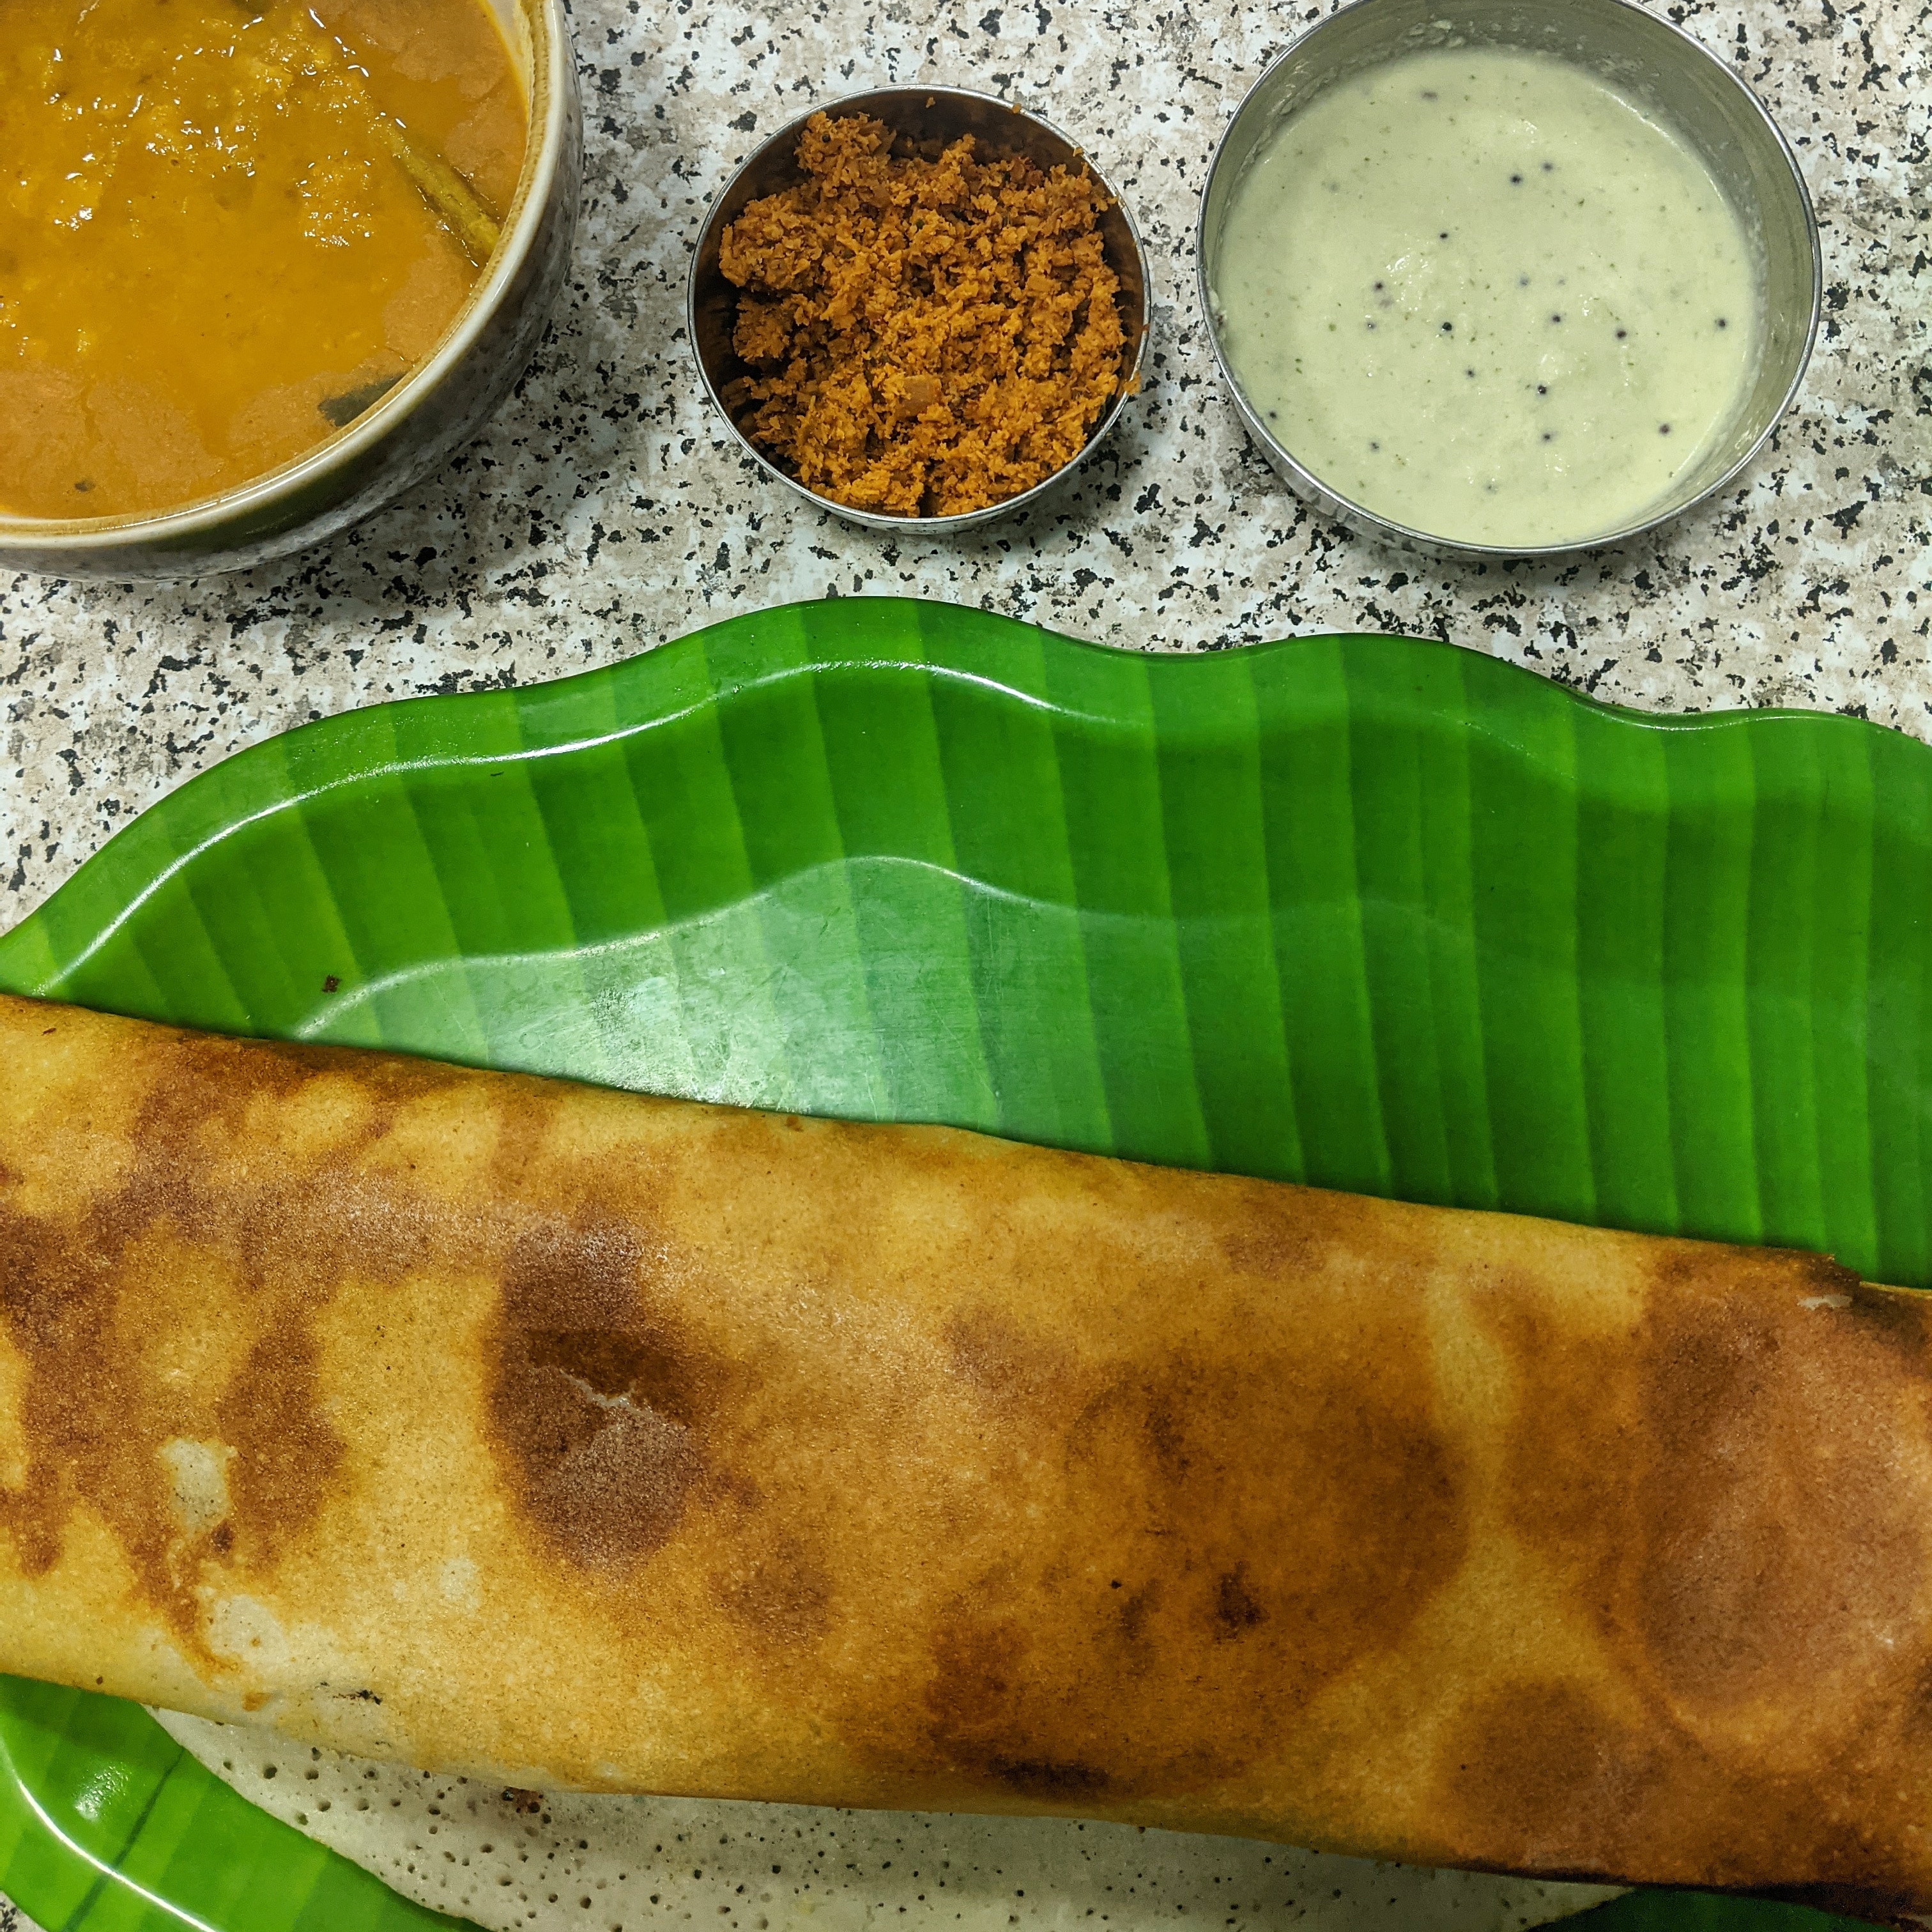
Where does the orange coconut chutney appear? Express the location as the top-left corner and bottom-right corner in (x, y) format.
(0, 0), (527, 521)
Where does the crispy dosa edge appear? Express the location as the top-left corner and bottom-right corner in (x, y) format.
(2, 989), (1930, 1920)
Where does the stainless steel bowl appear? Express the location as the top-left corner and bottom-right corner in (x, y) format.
(0, 0), (581, 583)
(687, 87), (1151, 534)
(1196, 0), (1821, 560)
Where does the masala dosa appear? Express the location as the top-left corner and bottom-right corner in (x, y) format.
(3, 990), (1929, 1922)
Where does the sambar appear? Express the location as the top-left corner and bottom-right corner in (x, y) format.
(0, 0), (528, 520)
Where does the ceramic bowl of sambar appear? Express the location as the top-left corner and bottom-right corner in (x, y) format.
(0, 0), (580, 582)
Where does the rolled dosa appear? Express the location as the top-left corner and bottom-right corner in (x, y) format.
(1, 990), (1928, 1922)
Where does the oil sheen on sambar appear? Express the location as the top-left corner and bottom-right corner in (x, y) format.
(0, 0), (526, 521)
(1209, 47), (1761, 548)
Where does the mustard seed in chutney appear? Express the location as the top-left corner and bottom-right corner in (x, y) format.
(1208, 45), (1761, 548)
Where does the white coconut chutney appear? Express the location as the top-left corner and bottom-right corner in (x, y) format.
(1208, 44), (1761, 548)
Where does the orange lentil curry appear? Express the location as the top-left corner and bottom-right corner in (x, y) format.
(0, 0), (526, 521)
(719, 112), (1129, 519)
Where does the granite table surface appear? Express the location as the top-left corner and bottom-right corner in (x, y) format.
(1, 0), (1928, 1920)
(3, 0), (1929, 933)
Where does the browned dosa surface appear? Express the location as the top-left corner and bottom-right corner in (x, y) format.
(2, 990), (1929, 1919)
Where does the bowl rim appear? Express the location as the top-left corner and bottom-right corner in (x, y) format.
(685, 82), (1154, 535)
(0, 0), (573, 557)
(1193, 0), (1825, 562)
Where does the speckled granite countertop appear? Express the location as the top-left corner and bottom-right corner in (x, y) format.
(0, 0), (1927, 1923)
(3, 0), (1928, 930)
